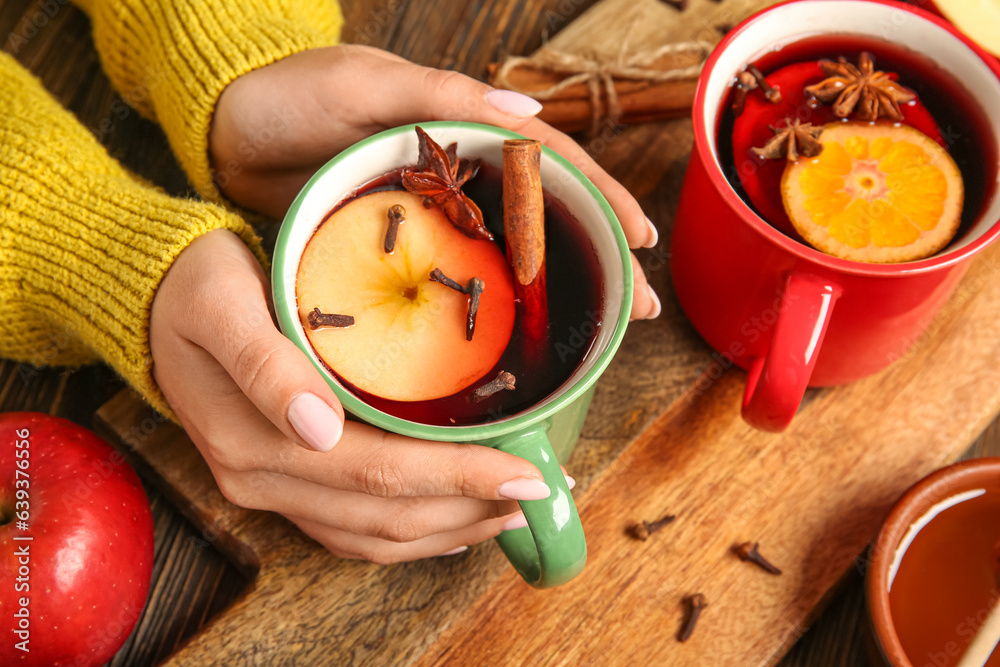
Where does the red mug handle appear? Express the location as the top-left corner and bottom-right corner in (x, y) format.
(742, 272), (842, 432)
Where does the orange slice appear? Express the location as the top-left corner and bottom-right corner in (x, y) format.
(781, 122), (964, 263)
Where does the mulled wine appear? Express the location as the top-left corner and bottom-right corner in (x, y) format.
(716, 34), (998, 262)
(297, 160), (604, 427)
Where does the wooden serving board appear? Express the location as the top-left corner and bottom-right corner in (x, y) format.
(93, 0), (1000, 664)
(96, 237), (1000, 666)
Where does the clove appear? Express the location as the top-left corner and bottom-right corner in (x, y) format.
(627, 513), (676, 541)
(429, 268), (466, 293)
(465, 277), (484, 341)
(730, 70), (758, 116)
(678, 594), (707, 642)
(429, 268), (486, 341)
(384, 204), (405, 253)
(307, 307), (355, 330)
(748, 64), (782, 104)
(734, 541), (783, 575)
(470, 370), (516, 402)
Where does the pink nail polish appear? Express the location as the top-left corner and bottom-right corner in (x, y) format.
(498, 478), (551, 501)
(437, 546), (468, 556)
(644, 216), (659, 248)
(485, 89), (543, 118)
(565, 475), (577, 490)
(647, 285), (662, 319)
(501, 514), (529, 531)
(287, 392), (343, 452)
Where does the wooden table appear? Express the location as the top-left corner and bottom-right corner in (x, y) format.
(3, 0), (999, 665)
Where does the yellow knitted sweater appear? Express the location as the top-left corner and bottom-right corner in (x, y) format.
(0, 0), (343, 416)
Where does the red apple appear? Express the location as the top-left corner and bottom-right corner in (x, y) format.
(0, 412), (154, 666)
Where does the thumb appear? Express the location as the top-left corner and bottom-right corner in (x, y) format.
(173, 233), (347, 453)
(219, 326), (347, 453)
(199, 295), (347, 452)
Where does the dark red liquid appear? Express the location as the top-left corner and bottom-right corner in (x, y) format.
(888, 491), (1000, 667)
(311, 163), (605, 426)
(716, 35), (999, 246)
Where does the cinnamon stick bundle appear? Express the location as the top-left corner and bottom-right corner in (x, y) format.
(487, 48), (703, 133)
(502, 139), (548, 351)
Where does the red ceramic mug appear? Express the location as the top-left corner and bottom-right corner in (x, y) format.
(671, 0), (1000, 432)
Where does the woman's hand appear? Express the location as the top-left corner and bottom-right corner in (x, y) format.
(210, 44), (661, 320)
(149, 229), (562, 562)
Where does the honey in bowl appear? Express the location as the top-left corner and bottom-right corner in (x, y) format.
(716, 35), (999, 263)
(888, 489), (1000, 666)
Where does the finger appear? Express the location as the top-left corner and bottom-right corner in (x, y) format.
(166, 231), (347, 452)
(345, 44), (409, 64)
(158, 345), (522, 545)
(159, 313), (554, 504)
(219, 467), (522, 542)
(363, 60), (657, 253)
(630, 253), (661, 321)
(357, 60), (657, 252)
(290, 511), (524, 564)
(363, 58), (543, 129)
(268, 421), (554, 501)
(358, 60), (657, 251)
(516, 118), (658, 250)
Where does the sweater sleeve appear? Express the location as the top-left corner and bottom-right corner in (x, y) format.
(71, 0), (344, 200)
(0, 53), (267, 417)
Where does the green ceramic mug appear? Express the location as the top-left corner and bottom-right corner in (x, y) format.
(271, 122), (633, 588)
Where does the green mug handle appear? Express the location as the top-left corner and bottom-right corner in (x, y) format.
(489, 424), (587, 588)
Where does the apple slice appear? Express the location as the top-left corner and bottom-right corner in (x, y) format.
(297, 189), (515, 402)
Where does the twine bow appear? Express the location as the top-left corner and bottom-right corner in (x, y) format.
(492, 38), (714, 135)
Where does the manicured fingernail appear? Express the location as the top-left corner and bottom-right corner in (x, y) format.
(647, 285), (662, 319)
(485, 89), (543, 118)
(502, 513), (529, 531)
(644, 216), (659, 248)
(287, 392), (343, 452)
(498, 478), (551, 501)
(437, 546), (468, 556)
(565, 475), (577, 490)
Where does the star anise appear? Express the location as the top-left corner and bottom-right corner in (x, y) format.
(401, 127), (491, 241)
(804, 52), (916, 121)
(751, 119), (825, 161)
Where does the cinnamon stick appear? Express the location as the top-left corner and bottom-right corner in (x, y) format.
(502, 139), (548, 351)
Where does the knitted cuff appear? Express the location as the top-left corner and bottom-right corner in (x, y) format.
(0, 53), (267, 418)
(73, 0), (343, 200)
